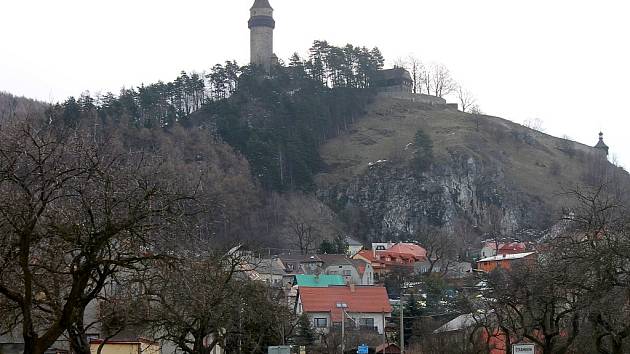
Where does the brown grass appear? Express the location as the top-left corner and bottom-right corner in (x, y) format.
(316, 96), (606, 211)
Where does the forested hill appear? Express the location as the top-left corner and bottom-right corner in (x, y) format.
(2, 41), (388, 251)
(0, 91), (47, 122)
(7, 39), (626, 252)
(46, 41), (386, 192)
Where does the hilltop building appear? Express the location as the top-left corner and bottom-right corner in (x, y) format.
(374, 67), (449, 105)
(246, 1), (450, 108)
(594, 132), (609, 156)
(374, 67), (413, 93)
(248, 0), (276, 72)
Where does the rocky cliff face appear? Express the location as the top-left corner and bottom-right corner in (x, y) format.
(319, 149), (549, 242)
(315, 97), (611, 242)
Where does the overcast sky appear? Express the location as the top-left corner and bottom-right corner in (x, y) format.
(1, 0), (628, 167)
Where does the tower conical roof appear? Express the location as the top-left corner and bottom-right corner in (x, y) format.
(594, 132), (609, 156)
(251, 0), (273, 10)
(594, 132), (609, 149)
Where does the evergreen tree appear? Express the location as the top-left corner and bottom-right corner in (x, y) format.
(411, 128), (434, 172)
(318, 235), (348, 254)
(294, 314), (317, 347)
(333, 234), (349, 254)
(319, 239), (336, 254)
(61, 97), (81, 127)
(404, 293), (425, 344)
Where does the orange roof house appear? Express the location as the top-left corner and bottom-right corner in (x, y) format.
(385, 243), (427, 260)
(353, 243), (427, 280)
(477, 252), (536, 273)
(480, 241), (527, 258)
(296, 285), (392, 334)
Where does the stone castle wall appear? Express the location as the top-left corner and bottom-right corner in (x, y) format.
(377, 92), (448, 105)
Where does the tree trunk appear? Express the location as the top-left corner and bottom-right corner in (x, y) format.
(68, 319), (91, 354)
(611, 336), (624, 354)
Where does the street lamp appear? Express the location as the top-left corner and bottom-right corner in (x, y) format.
(336, 302), (348, 354)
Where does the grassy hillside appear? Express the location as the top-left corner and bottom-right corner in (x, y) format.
(316, 95), (617, 212)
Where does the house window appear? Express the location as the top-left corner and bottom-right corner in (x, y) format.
(314, 318), (328, 328)
(343, 270), (352, 276)
(359, 318), (375, 327)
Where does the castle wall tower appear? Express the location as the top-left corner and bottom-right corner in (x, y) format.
(248, 0), (275, 73)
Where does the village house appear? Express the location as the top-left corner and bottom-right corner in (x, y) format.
(476, 252), (537, 273)
(244, 257), (286, 287)
(295, 285), (392, 335)
(319, 254), (375, 285)
(353, 243), (427, 281)
(432, 313), (509, 354)
(345, 236), (364, 257)
(479, 241), (527, 259)
(278, 254), (324, 275)
(89, 338), (161, 354)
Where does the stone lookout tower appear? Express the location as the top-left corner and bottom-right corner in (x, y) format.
(248, 0), (275, 72)
(594, 132), (609, 156)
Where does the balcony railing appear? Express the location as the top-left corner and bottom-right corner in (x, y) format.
(330, 323), (378, 333)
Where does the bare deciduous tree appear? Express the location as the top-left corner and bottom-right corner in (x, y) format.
(407, 55), (424, 94)
(146, 244), (295, 354)
(147, 247), (245, 354)
(469, 105), (483, 131)
(279, 193), (338, 255)
(552, 184), (630, 354)
(485, 261), (582, 354)
(456, 85), (477, 113)
(415, 226), (456, 276)
(523, 117), (546, 132)
(428, 63), (457, 98)
(0, 120), (200, 354)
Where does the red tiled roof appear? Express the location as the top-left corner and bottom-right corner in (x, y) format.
(500, 242), (525, 250)
(483, 242), (527, 255)
(376, 343), (401, 353)
(356, 250), (376, 262)
(382, 243), (427, 259)
(299, 286), (392, 322)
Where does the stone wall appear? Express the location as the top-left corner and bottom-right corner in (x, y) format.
(377, 92), (447, 105)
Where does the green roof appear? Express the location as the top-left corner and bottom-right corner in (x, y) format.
(295, 274), (345, 287)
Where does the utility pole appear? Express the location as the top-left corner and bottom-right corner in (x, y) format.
(336, 302), (348, 354)
(341, 313), (345, 354)
(382, 309), (387, 354)
(400, 297), (404, 354)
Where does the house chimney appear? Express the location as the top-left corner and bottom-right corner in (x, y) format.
(350, 284), (356, 293)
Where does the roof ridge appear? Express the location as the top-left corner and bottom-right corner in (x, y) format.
(251, 0), (273, 10)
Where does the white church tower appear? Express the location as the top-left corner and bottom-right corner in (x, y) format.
(248, 0), (275, 72)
